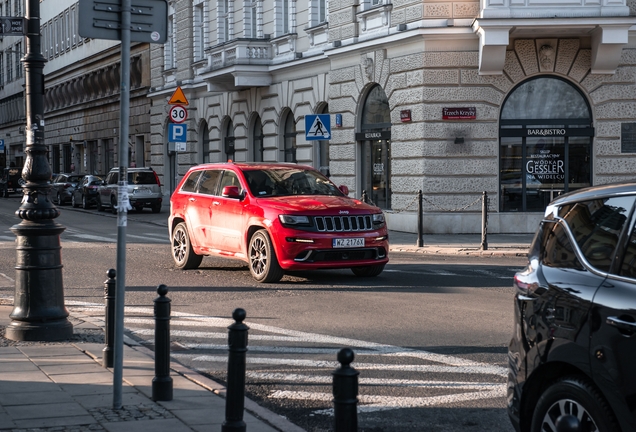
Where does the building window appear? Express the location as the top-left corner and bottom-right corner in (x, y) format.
(193, 1), (207, 61)
(218, 0), (234, 43)
(309, 0), (327, 26)
(275, 0), (295, 36)
(6, 50), (12, 82)
(244, 0), (259, 38)
(252, 116), (264, 162)
(199, 121), (211, 164)
(164, 6), (176, 70)
(500, 77), (593, 212)
(70, 5), (78, 47)
(282, 110), (296, 162)
(0, 53), (4, 87)
(224, 120), (235, 162)
(14, 42), (21, 79)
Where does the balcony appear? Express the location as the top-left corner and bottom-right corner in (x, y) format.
(198, 38), (272, 91)
(473, 1), (636, 75)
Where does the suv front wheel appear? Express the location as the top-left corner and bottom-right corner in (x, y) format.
(172, 222), (202, 269)
(351, 264), (385, 277)
(249, 230), (284, 283)
(531, 376), (618, 432)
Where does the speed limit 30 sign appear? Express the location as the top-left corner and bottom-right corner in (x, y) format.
(169, 104), (188, 123)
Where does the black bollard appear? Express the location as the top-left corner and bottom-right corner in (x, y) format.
(481, 190), (488, 251)
(152, 284), (173, 401)
(555, 415), (581, 432)
(222, 308), (249, 432)
(416, 190), (423, 247)
(102, 269), (116, 368)
(333, 348), (359, 432)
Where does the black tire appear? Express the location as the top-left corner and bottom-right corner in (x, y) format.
(531, 376), (619, 432)
(58, 192), (66, 206)
(248, 229), (284, 283)
(171, 222), (202, 269)
(2, 187), (8, 198)
(82, 195), (89, 209)
(151, 203), (161, 213)
(111, 196), (117, 214)
(96, 196), (104, 212)
(71, 194), (79, 208)
(351, 263), (386, 277)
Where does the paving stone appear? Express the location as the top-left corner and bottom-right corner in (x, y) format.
(5, 401), (91, 420)
(0, 389), (74, 406)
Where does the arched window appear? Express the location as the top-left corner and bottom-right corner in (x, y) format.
(282, 110), (296, 162)
(252, 115), (264, 162)
(358, 84), (391, 209)
(199, 121), (210, 164)
(500, 77), (593, 212)
(224, 119), (235, 161)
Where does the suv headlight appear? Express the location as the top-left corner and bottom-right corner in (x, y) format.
(372, 213), (385, 226)
(279, 215), (311, 226)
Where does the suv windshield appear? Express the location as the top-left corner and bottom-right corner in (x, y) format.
(243, 168), (343, 197)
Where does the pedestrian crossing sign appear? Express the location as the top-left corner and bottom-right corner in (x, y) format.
(304, 114), (331, 141)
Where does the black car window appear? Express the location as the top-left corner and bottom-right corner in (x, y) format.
(219, 170), (242, 194)
(541, 221), (584, 270)
(107, 172), (118, 184)
(181, 171), (202, 193)
(129, 171), (157, 185)
(198, 170), (221, 195)
(559, 197), (634, 272)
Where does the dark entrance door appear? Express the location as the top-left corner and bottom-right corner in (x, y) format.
(361, 138), (390, 209)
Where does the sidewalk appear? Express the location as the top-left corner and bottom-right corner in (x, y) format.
(0, 304), (306, 432)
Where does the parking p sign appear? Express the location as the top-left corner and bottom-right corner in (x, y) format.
(168, 123), (187, 143)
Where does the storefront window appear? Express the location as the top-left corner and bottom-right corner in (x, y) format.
(500, 77), (593, 212)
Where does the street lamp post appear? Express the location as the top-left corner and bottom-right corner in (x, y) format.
(5, 0), (73, 341)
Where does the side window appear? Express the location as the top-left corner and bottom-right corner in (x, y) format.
(181, 172), (202, 193)
(218, 170), (241, 193)
(107, 172), (118, 185)
(560, 196), (635, 272)
(541, 221), (584, 270)
(198, 170), (221, 195)
(619, 215), (636, 279)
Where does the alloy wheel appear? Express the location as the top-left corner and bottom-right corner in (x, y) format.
(249, 236), (267, 277)
(540, 399), (599, 432)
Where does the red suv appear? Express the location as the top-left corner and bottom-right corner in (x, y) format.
(169, 162), (389, 282)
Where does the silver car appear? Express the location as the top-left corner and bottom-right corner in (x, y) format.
(51, 173), (84, 205)
(97, 167), (163, 213)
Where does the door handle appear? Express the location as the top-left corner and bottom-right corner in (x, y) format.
(607, 316), (636, 333)
(188, 197), (196, 202)
(213, 201), (220, 206)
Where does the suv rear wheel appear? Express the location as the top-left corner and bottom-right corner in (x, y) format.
(531, 376), (618, 432)
(96, 196), (104, 212)
(249, 230), (284, 283)
(172, 222), (202, 269)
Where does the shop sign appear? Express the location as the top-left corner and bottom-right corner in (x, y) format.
(400, 110), (411, 122)
(526, 128), (566, 137)
(442, 107), (476, 120)
(526, 149), (564, 181)
(355, 131), (391, 140)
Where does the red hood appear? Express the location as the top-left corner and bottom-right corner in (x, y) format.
(256, 195), (379, 214)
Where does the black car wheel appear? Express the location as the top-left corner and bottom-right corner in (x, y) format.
(111, 196), (117, 214)
(248, 230), (284, 283)
(351, 264), (385, 277)
(171, 222), (202, 269)
(531, 376), (618, 432)
(82, 195), (89, 209)
(96, 196), (104, 212)
(58, 192), (66, 206)
(71, 194), (79, 208)
(2, 187), (8, 198)
(151, 203), (161, 213)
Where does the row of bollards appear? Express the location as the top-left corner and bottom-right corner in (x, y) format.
(102, 271), (360, 430)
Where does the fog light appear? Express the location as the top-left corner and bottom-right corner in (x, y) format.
(286, 237), (315, 243)
(375, 235), (387, 241)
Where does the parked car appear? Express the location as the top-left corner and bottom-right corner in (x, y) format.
(169, 162), (389, 283)
(0, 167), (23, 197)
(508, 182), (636, 432)
(71, 175), (103, 209)
(97, 167), (163, 213)
(50, 173), (84, 205)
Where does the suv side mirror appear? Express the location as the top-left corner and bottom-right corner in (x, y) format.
(222, 185), (241, 198)
(339, 185), (349, 196)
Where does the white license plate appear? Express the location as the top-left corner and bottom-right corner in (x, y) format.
(134, 188), (150, 194)
(333, 238), (365, 248)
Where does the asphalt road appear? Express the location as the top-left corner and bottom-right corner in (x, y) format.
(0, 196), (525, 432)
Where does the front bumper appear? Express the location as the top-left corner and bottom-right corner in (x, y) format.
(273, 226), (389, 270)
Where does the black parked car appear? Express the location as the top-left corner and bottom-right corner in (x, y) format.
(71, 175), (103, 209)
(0, 167), (23, 197)
(508, 182), (636, 432)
